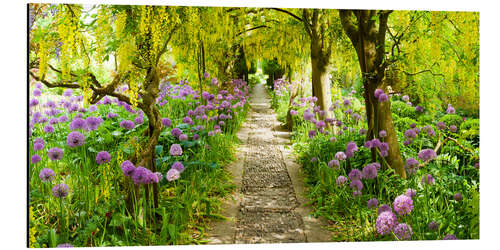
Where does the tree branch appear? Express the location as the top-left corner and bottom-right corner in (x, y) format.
(236, 25), (269, 36)
(339, 10), (359, 46)
(270, 8), (303, 22)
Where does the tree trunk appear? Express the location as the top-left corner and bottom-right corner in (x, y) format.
(310, 37), (332, 119)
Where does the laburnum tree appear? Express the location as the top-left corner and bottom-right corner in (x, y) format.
(29, 4), (183, 207)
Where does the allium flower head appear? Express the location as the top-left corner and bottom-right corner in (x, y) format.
(393, 195), (414, 216)
(166, 168), (181, 181)
(171, 161), (185, 173)
(454, 192), (463, 201)
(328, 159), (340, 169)
(171, 128), (182, 138)
(329, 136), (337, 142)
(376, 211), (398, 235)
(57, 243), (74, 248)
(348, 169), (362, 181)
(378, 93), (389, 102)
(308, 130), (317, 138)
(59, 115), (68, 123)
(39, 168), (55, 182)
(33, 88), (42, 96)
(428, 221), (439, 231)
(449, 125), (457, 133)
(346, 141), (358, 158)
(379, 130), (387, 138)
(52, 183), (69, 198)
(367, 198), (378, 209)
(48, 147), (64, 161)
(443, 234), (457, 240)
(421, 174), (435, 185)
(446, 104), (456, 114)
(120, 120), (135, 130)
(161, 118), (172, 127)
(405, 188), (416, 198)
(31, 154), (41, 164)
(349, 179), (363, 191)
(336, 175), (348, 186)
(67, 131), (85, 148)
(436, 121), (447, 130)
(34, 142), (44, 151)
(169, 144), (183, 156)
(393, 223), (413, 240)
(374, 89), (385, 98)
(405, 158), (419, 175)
(378, 204), (392, 215)
(96, 151), (111, 164)
(179, 134), (188, 141)
(193, 134), (200, 140)
(44, 125), (54, 133)
(290, 110), (298, 116)
(418, 149), (437, 162)
(63, 89), (73, 97)
(182, 116), (193, 125)
(311, 157), (317, 163)
(353, 190), (362, 197)
(132, 166), (150, 185)
(134, 116), (144, 125)
(69, 118), (86, 130)
(404, 129), (417, 139)
(335, 151), (347, 161)
(343, 99), (351, 106)
(402, 95), (410, 102)
(121, 160), (135, 176)
(303, 110), (314, 121)
(415, 105), (424, 113)
(362, 164), (378, 179)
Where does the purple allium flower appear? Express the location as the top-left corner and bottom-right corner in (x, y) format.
(96, 151), (111, 165)
(66, 131), (85, 148)
(343, 99), (351, 106)
(31, 154), (41, 164)
(52, 183), (69, 198)
(443, 234), (457, 240)
(379, 130), (387, 138)
(404, 129), (417, 139)
(179, 134), (188, 141)
(120, 120), (135, 130)
(169, 144), (183, 156)
(48, 147), (64, 161)
(203, 71), (210, 79)
(171, 128), (182, 138)
(39, 168), (55, 182)
(29, 98), (39, 107)
(405, 188), (416, 198)
(182, 116), (193, 125)
(436, 121), (447, 130)
(57, 243), (74, 248)
(193, 134), (200, 140)
(374, 89), (385, 99)
(311, 157), (318, 163)
(474, 162), (479, 169)
(329, 136), (337, 142)
(403, 140), (411, 146)
(362, 164), (378, 179)
(405, 158), (419, 175)
(410, 123), (416, 129)
(132, 166), (150, 185)
(303, 110), (314, 121)
(49, 117), (59, 125)
(44, 125), (54, 133)
(423, 125), (436, 137)
(349, 179), (363, 191)
(328, 159), (340, 169)
(378, 93), (389, 102)
(367, 198), (378, 209)
(415, 106), (424, 113)
(454, 193), (463, 201)
(134, 116), (144, 125)
(106, 112), (118, 119)
(378, 204), (392, 215)
(344, 109), (353, 115)
(421, 174), (435, 186)
(446, 104), (456, 114)
(155, 172), (163, 181)
(166, 168), (181, 181)
(418, 149), (437, 162)
(308, 130), (317, 139)
(335, 151), (347, 161)
(364, 140), (373, 149)
(393, 195), (414, 216)
(353, 190), (362, 197)
(171, 161), (185, 173)
(346, 141), (358, 158)
(162, 118), (172, 127)
(428, 221), (439, 231)
(34, 142), (44, 151)
(393, 223), (413, 240)
(63, 89), (73, 97)
(336, 175), (348, 186)
(121, 160), (136, 177)
(33, 88), (42, 96)
(69, 118), (86, 130)
(402, 95), (410, 102)
(290, 110), (298, 116)
(376, 211), (398, 235)
(58, 115), (68, 123)
(449, 125), (457, 133)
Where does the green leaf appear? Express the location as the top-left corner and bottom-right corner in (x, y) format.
(155, 145), (164, 156)
(48, 229), (57, 248)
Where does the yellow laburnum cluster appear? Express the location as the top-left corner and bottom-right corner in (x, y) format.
(56, 5), (80, 82)
(95, 6), (112, 64)
(128, 70), (140, 108)
(38, 40), (49, 80)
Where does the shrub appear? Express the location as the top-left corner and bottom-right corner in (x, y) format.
(393, 117), (417, 131)
(391, 101), (416, 119)
(439, 114), (463, 127)
(418, 114), (433, 125)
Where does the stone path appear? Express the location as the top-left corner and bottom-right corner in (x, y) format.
(206, 83), (331, 244)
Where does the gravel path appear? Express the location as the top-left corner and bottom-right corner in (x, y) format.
(207, 83), (331, 244)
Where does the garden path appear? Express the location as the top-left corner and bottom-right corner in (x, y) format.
(206, 83), (331, 244)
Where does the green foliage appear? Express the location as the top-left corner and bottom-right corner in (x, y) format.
(391, 100), (417, 119)
(393, 116), (417, 131)
(439, 114), (464, 127)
